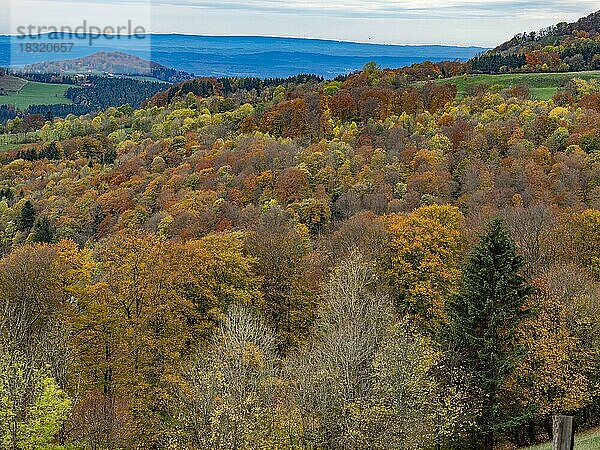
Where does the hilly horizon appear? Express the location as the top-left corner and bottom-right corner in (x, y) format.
(0, 34), (486, 78)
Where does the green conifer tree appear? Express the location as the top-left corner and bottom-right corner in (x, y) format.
(18, 200), (35, 231)
(446, 218), (533, 450)
(31, 217), (53, 244)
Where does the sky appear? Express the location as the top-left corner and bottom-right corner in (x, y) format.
(4, 0), (599, 47)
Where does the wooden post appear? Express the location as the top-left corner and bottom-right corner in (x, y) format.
(552, 415), (574, 450)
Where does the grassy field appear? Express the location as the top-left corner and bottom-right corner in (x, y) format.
(523, 427), (600, 450)
(1, 81), (73, 110)
(0, 74), (74, 110)
(437, 71), (600, 100)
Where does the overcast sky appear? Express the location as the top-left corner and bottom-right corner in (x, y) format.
(4, 0), (599, 46)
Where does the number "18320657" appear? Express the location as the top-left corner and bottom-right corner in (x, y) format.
(19, 43), (74, 53)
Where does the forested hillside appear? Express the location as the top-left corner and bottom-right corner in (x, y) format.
(469, 10), (600, 73)
(0, 52), (599, 449)
(21, 51), (194, 83)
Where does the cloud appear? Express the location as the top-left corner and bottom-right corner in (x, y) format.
(4, 0), (599, 46)
(23, 0), (600, 19)
(156, 0), (599, 19)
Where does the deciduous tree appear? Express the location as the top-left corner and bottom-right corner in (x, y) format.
(383, 205), (464, 327)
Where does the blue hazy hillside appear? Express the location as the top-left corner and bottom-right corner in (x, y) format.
(0, 34), (486, 78)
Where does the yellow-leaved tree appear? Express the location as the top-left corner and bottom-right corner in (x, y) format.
(382, 204), (465, 327)
(508, 291), (590, 435)
(70, 229), (263, 448)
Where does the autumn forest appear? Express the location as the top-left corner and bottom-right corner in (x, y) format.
(1, 10), (600, 450)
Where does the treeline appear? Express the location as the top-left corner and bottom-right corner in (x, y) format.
(3, 62), (463, 128)
(65, 76), (169, 110)
(495, 23), (573, 53)
(15, 65), (194, 85)
(0, 105), (17, 123)
(148, 74), (326, 107)
(468, 53), (527, 73)
(220, 74), (325, 94)
(150, 65), (194, 83)
(26, 103), (93, 118)
(18, 73), (76, 84)
(336, 61), (466, 84)
(495, 10), (600, 53)
(524, 10), (599, 45)
(470, 38), (600, 73)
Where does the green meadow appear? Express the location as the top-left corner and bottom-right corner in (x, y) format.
(1, 79), (73, 110)
(437, 70), (600, 100)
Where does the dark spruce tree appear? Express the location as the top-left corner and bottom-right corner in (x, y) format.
(446, 218), (533, 450)
(31, 217), (54, 243)
(18, 200), (36, 231)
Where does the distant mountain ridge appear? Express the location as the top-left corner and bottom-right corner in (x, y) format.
(0, 35), (486, 78)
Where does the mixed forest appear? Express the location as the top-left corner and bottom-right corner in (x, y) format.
(0, 12), (600, 450)
(469, 11), (600, 73)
